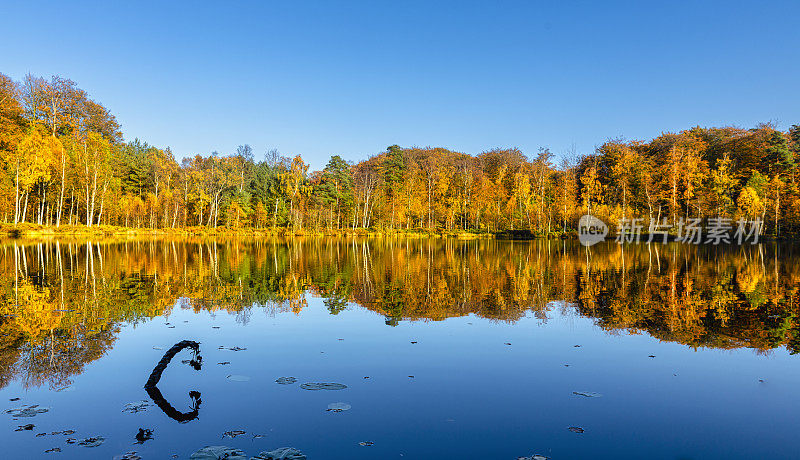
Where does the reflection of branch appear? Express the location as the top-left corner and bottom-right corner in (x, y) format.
(145, 386), (201, 423)
(144, 340), (201, 423)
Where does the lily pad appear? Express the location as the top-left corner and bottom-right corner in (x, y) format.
(226, 374), (250, 382)
(5, 405), (50, 417)
(190, 446), (247, 460)
(113, 452), (142, 460)
(300, 382), (347, 391)
(253, 447), (307, 460)
(275, 377), (297, 385)
(78, 436), (105, 447)
(122, 400), (151, 413)
(572, 391), (602, 398)
(326, 402), (351, 412)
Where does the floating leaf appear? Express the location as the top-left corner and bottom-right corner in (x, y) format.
(113, 452), (142, 460)
(122, 400), (150, 413)
(5, 405), (50, 417)
(300, 382), (347, 391)
(572, 391), (602, 398)
(190, 446), (247, 460)
(326, 402), (351, 412)
(78, 436), (105, 447)
(252, 447), (306, 460)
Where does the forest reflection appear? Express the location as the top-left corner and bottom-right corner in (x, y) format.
(1, 237), (798, 391)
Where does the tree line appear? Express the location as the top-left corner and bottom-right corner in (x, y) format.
(2, 72), (799, 236)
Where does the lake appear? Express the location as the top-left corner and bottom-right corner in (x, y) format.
(1, 238), (798, 459)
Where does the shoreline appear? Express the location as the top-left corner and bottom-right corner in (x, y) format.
(1, 224), (790, 243)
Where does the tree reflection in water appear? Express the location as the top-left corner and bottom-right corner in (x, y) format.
(0, 237), (798, 390)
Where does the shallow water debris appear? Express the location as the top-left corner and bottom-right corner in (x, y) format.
(648, 355), (656, 358)
(326, 402), (351, 412)
(135, 428), (153, 444)
(517, 455), (550, 460)
(572, 391), (602, 398)
(359, 441), (374, 447)
(122, 400), (151, 413)
(226, 374), (250, 382)
(44, 447), (61, 453)
(113, 451), (141, 460)
(5, 404), (50, 417)
(252, 447), (306, 459)
(568, 426), (585, 433)
(222, 430), (246, 438)
(217, 361), (231, 365)
(504, 342), (512, 345)
(15, 423), (34, 431)
(300, 382), (347, 390)
(275, 377), (297, 385)
(78, 436), (105, 447)
(35, 432), (46, 437)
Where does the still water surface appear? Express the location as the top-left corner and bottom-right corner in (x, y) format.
(0, 238), (798, 459)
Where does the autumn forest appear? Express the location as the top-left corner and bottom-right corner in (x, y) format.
(1, 73), (799, 237)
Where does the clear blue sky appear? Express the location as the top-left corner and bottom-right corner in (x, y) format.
(2, 0), (798, 169)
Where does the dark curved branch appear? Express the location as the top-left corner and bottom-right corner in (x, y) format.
(144, 340), (202, 423)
